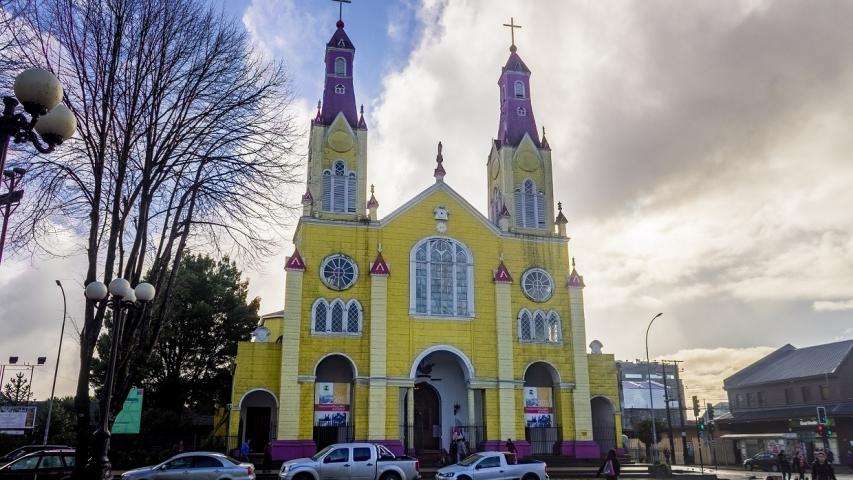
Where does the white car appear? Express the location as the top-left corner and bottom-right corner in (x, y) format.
(436, 452), (547, 480)
(121, 452), (255, 480)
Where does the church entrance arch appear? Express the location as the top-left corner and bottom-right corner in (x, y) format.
(240, 389), (277, 453)
(314, 354), (356, 450)
(591, 396), (616, 455)
(406, 347), (476, 457)
(523, 361), (560, 455)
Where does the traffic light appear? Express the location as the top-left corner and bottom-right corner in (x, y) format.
(707, 403), (715, 421)
(698, 418), (706, 431)
(817, 424), (826, 437)
(692, 396), (700, 417)
(825, 425), (833, 437)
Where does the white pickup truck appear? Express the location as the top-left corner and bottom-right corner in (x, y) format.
(279, 443), (420, 480)
(436, 452), (547, 480)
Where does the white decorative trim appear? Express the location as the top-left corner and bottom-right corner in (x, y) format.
(313, 352), (359, 378)
(409, 314), (474, 322)
(238, 388), (279, 409)
(297, 375), (317, 383)
(409, 345), (475, 381)
(521, 360), (562, 385)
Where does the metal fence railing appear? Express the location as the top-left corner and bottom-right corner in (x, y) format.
(525, 426), (561, 455)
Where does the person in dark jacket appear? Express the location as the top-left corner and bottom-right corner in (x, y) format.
(793, 451), (809, 480)
(812, 451), (836, 480)
(597, 449), (621, 480)
(779, 452), (792, 480)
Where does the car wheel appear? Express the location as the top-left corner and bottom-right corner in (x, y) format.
(293, 474), (313, 480)
(522, 474), (540, 480)
(772, 465), (779, 472)
(457, 476), (472, 480)
(380, 473), (401, 480)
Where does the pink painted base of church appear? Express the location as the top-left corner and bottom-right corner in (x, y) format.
(271, 440), (316, 461)
(559, 440), (601, 459)
(481, 440), (531, 458)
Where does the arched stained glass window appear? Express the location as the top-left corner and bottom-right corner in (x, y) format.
(347, 302), (360, 333)
(314, 302), (327, 332)
(519, 310), (532, 340)
(518, 309), (561, 344)
(335, 57), (346, 76)
(312, 298), (363, 335)
(410, 237), (474, 317)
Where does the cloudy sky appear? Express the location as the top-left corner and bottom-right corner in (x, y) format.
(3, 0), (853, 405)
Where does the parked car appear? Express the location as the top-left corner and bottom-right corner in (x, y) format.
(121, 452), (255, 480)
(435, 452), (548, 480)
(279, 443), (420, 480)
(0, 448), (75, 480)
(436, 452), (547, 480)
(0, 446), (71, 465)
(743, 452), (780, 472)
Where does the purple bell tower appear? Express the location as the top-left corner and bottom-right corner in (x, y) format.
(320, 20), (359, 128)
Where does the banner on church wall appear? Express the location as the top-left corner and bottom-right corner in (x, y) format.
(314, 382), (350, 427)
(524, 387), (554, 427)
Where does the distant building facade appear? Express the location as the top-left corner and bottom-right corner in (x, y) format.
(718, 340), (853, 464)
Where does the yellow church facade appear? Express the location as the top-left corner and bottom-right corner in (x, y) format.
(228, 18), (622, 462)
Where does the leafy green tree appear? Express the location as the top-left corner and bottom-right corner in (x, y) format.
(94, 254), (259, 416)
(33, 396), (77, 445)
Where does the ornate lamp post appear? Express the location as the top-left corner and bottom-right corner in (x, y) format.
(0, 68), (77, 265)
(84, 278), (156, 480)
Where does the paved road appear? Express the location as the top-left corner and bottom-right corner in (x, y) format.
(677, 465), (853, 480)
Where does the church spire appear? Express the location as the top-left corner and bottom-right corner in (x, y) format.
(496, 18), (540, 147)
(320, 14), (359, 128)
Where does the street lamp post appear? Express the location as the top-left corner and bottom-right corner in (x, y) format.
(84, 278), (156, 480)
(0, 68), (77, 265)
(44, 280), (67, 444)
(645, 312), (663, 464)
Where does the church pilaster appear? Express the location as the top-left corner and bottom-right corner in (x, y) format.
(565, 261), (599, 458)
(494, 261), (516, 439)
(278, 250), (306, 440)
(368, 251), (389, 440)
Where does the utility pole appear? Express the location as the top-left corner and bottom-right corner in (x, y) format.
(661, 365), (676, 464)
(664, 359), (688, 464)
(694, 410), (704, 474)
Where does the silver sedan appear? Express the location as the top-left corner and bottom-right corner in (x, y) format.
(121, 452), (255, 480)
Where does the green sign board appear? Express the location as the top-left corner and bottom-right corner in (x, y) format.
(112, 388), (143, 434)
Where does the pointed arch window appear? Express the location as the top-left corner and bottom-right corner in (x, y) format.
(322, 161), (357, 213)
(312, 298), (362, 335)
(514, 179), (545, 228)
(334, 57), (346, 76)
(410, 237), (474, 317)
(514, 81), (525, 99)
(518, 309), (561, 344)
(335, 84), (345, 94)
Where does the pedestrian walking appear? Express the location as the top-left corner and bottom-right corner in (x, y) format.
(793, 451), (809, 480)
(505, 438), (517, 455)
(811, 451), (836, 480)
(597, 449), (621, 480)
(263, 443), (272, 469)
(664, 448), (671, 465)
(778, 451), (792, 480)
(240, 440), (251, 462)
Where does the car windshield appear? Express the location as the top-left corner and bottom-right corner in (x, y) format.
(458, 454), (483, 466)
(311, 446), (334, 461)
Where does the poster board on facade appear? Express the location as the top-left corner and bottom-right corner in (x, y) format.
(0, 406), (37, 435)
(314, 382), (350, 426)
(113, 387), (144, 434)
(524, 387), (553, 427)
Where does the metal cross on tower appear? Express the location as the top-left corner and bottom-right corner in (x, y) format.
(503, 17), (522, 51)
(332, 0), (351, 22)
